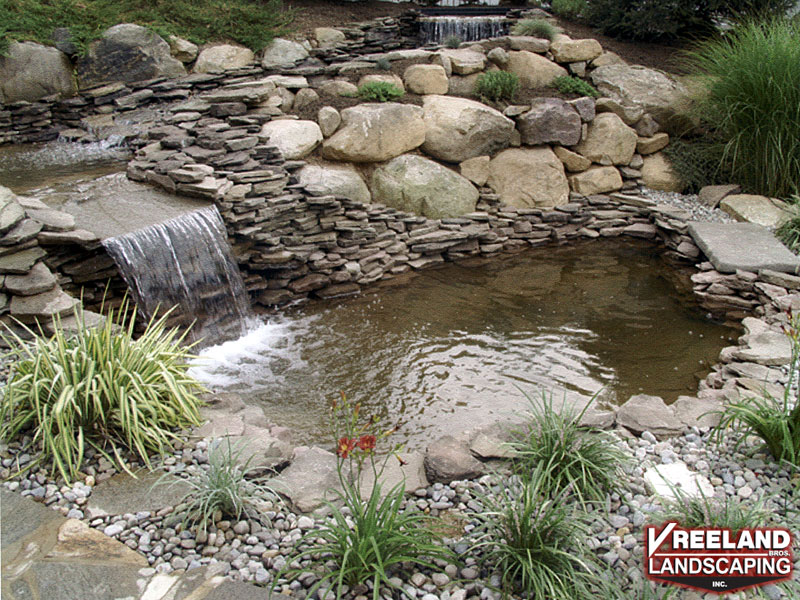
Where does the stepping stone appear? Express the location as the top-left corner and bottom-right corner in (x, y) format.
(1, 488), (63, 549)
(86, 469), (192, 516)
(688, 222), (800, 274)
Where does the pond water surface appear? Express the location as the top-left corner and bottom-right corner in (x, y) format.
(189, 239), (738, 450)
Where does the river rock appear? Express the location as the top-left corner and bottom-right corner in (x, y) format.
(720, 194), (791, 228)
(298, 163), (370, 203)
(616, 394), (683, 438)
(321, 103), (425, 162)
(506, 50), (568, 88)
(168, 36), (198, 63)
(641, 152), (685, 192)
(568, 166), (623, 195)
(590, 64), (690, 133)
(404, 64), (449, 95)
(77, 24), (186, 89)
(487, 147), (569, 208)
(425, 436), (484, 483)
(550, 38), (602, 63)
(0, 41), (76, 103)
(260, 120), (323, 160)
(261, 38), (309, 68)
(371, 154), (478, 219)
(421, 95), (514, 163)
(193, 44), (254, 73)
(270, 446), (341, 513)
(574, 112), (637, 165)
(516, 98), (582, 146)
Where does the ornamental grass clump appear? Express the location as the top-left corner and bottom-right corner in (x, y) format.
(508, 392), (630, 506)
(653, 487), (773, 530)
(714, 309), (800, 465)
(275, 393), (454, 600)
(0, 301), (205, 483)
(474, 70), (520, 102)
(511, 18), (556, 40)
(469, 468), (593, 597)
(776, 200), (800, 254)
(681, 17), (800, 198)
(166, 437), (278, 534)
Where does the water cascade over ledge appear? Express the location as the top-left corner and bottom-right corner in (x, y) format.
(419, 15), (510, 44)
(103, 205), (252, 344)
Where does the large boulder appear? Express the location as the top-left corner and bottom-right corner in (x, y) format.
(260, 120), (323, 159)
(261, 38), (309, 68)
(404, 64), (449, 95)
(590, 64), (690, 133)
(193, 44), (255, 73)
(321, 103), (425, 162)
(506, 50), (568, 89)
(0, 41), (76, 103)
(421, 95), (514, 163)
(371, 154), (479, 219)
(487, 147), (569, 208)
(77, 24), (186, 89)
(574, 112), (637, 165)
(517, 98), (582, 146)
(297, 162), (371, 204)
(550, 38), (603, 63)
(436, 49), (486, 75)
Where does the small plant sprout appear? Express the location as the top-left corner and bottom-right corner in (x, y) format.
(551, 75), (599, 97)
(356, 81), (404, 102)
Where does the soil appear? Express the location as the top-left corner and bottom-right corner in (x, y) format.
(283, 0), (682, 73)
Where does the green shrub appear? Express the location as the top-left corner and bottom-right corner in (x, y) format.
(714, 310), (800, 465)
(680, 18), (800, 198)
(470, 469), (592, 596)
(507, 392), (630, 505)
(166, 438), (277, 534)
(777, 201), (800, 254)
(662, 138), (728, 194)
(275, 394), (453, 600)
(2, 0), (294, 53)
(474, 70), (520, 102)
(443, 34), (462, 49)
(0, 301), (205, 483)
(356, 81), (404, 102)
(551, 75), (599, 97)
(374, 57), (391, 71)
(551, 0), (588, 22)
(511, 18), (557, 40)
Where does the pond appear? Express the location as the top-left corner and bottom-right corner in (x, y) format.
(189, 239), (738, 450)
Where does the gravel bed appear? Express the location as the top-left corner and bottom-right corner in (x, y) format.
(639, 188), (736, 224)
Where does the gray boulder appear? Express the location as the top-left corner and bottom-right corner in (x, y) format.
(517, 98), (582, 146)
(421, 95), (514, 163)
(297, 162), (371, 203)
(77, 24), (186, 89)
(616, 394), (683, 438)
(425, 436), (484, 483)
(371, 154), (479, 219)
(0, 41), (76, 103)
(261, 38), (309, 68)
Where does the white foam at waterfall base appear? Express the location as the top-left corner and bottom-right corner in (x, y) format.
(188, 317), (311, 390)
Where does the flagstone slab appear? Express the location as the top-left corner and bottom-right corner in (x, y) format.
(688, 222), (800, 274)
(86, 469), (192, 516)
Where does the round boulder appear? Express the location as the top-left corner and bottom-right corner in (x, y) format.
(0, 41), (76, 103)
(321, 103), (425, 163)
(487, 147), (569, 208)
(404, 64), (449, 95)
(260, 120), (323, 160)
(574, 112), (637, 166)
(506, 50), (567, 89)
(421, 95), (514, 164)
(371, 154), (479, 219)
(194, 45), (255, 73)
(297, 162), (370, 204)
(76, 24), (186, 89)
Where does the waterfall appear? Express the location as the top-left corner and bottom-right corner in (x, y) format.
(102, 205), (252, 344)
(420, 16), (510, 45)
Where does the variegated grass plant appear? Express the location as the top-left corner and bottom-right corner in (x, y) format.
(0, 300), (205, 483)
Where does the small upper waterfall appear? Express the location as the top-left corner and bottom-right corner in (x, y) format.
(102, 205), (252, 344)
(420, 15), (510, 44)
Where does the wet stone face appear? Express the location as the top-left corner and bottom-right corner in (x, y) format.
(189, 238), (737, 450)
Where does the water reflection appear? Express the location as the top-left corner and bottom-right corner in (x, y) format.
(190, 240), (737, 449)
